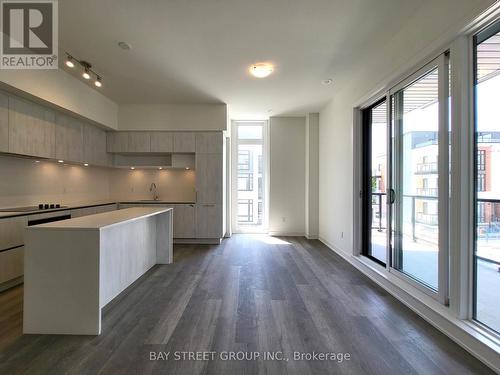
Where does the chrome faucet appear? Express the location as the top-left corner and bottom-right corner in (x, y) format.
(149, 182), (159, 201)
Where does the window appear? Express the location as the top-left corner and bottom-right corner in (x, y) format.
(361, 98), (388, 266)
(473, 23), (500, 334)
(237, 199), (253, 222)
(232, 121), (268, 232)
(238, 173), (253, 191)
(390, 54), (449, 299)
(238, 150), (251, 171)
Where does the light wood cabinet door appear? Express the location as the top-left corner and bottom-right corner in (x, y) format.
(0, 247), (24, 284)
(173, 132), (195, 153)
(0, 216), (27, 251)
(107, 132), (129, 153)
(0, 92), (8, 152)
(55, 114), (83, 162)
(83, 124), (110, 166)
(196, 204), (222, 238)
(150, 132), (173, 152)
(128, 132), (150, 153)
(195, 132), (223, 153)
(196, 153), (223, 204)
(9, 96), (55, 158)
(172, 204), (195, 238)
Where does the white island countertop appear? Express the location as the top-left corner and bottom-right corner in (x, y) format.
(28, 207), (172, 231)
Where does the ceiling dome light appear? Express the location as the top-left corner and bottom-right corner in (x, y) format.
(118, 41), (132, 50)
(250, 63), (274, 78)
(95, 77), (102, 87)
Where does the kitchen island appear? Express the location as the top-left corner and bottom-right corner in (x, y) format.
(23, 207), (173, 335)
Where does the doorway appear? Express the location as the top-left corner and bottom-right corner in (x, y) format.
(231, 121), (268, 233)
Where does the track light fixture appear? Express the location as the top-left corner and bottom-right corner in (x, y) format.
(64, 52), (103, 88)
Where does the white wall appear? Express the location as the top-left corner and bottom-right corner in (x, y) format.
(118, 104), (227, 131)
(318, 0), (496, 254)
(305, 113), (319, 239)
(269, 116), (306, 235)
(0, 69), (118, 129)
(0, 155), (111, 208)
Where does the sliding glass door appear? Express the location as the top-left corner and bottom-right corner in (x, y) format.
(473, 22), (500, 333)
(389, 54), (449, 301)
(361, 99), (388, 266)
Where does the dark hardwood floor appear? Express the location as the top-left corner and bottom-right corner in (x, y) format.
(0, 235), (494, 374)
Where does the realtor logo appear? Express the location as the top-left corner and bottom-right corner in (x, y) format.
(1, 0), (58, 69)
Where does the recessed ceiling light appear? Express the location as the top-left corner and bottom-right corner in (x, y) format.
(95, 77), (102, 87)
(158, 167), (163, 170)
(118, 41), (132, 50)
(58, 160), (64, 163)
(82, 69), (91, 80)
(130, 167), (135, 170)
(322, 78), (333, 85)
(65, 56), (75, 68)
(185, 167), (190, 170)
(84, 163), (89, 167)
(250, 63), (274, 78)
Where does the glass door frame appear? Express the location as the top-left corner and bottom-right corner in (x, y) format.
(388, 53), (450, 304)
(230, 120), (269, 234)
(361, 97), (390, 267)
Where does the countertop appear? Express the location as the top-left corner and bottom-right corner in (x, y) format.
(27, 207), (173, 230)
(0, 200), (195, 219)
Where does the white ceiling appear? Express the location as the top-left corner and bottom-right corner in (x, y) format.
(59, 0), (424, 118)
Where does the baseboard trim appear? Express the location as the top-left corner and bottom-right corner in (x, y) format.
(174, 238), (221, 245)
(268, 232), (305, 236)
(318, 236), (500, 374)
(305, 234), (319, 240)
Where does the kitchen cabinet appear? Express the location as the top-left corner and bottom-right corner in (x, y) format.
(195, 204), (222, 238)
(150, 132), (174, 152)
(0, 216), (27, 251)
(196, 153), (223, 204)
(84, 124), (111, 166)
(128, 132), (151, 153)
(173, 132), (195, 153)
(118, 203), (195, 238)
(107, 132), (129, 153)
(8, 96), (56, 158)
(55, 113), (83, 162)
(71, 204), (116, 218)
(195, 132), (223, 154)
(0, 216), (27, 286)
(0, 247), (24, 285)
(172, 204), (195, 238)
(0, 92), (8, 152)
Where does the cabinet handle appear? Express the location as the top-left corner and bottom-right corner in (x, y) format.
(203, 204), (215, 207)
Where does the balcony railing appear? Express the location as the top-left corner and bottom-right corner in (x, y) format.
(416, 187), (438, 197)
(416, 162), (438, 174)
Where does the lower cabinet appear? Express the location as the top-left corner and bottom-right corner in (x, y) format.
(118, 203), (195, 239)
(0, 247), (24, 285)
(195, 204), (222, 239)
(71, 204), (116, 218)
(0, 216), (27, 287)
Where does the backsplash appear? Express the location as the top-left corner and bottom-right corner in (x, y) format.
(0, 155), (197, 209)
(109, 168), (196, 202)
(0, 155), (111, 208)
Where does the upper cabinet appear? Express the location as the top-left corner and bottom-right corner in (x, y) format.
(150, 132), (173, 153)
(195, 132), (223, 154)
(0, 92), (8, 152)
(173, 132), (195, 153)
(55, 113), (83, 162)
(107, 132), (128, 153)
(83, 124), (110, 166)
(8, 96), (55, 158)
(128, 132), (151, 153)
